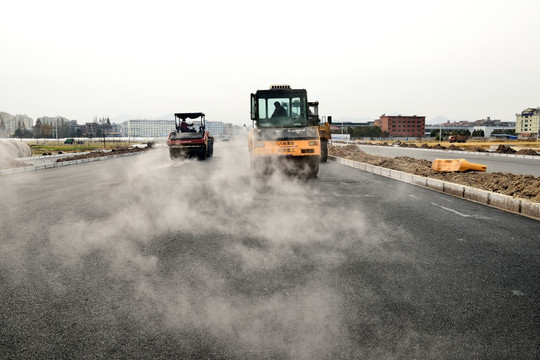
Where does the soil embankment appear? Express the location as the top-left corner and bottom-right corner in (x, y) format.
(329, 144), (540, 203)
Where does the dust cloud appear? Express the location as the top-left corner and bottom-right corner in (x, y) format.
(0, 139), (32, 169)
(0, 140), (389, 359)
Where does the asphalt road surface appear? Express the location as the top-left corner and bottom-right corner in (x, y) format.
(352, 143), (540, 176)
(1, 141), (538, 359)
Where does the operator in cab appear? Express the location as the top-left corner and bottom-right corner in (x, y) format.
(180, 119), (195, 132)
(271, 101), (287, 118)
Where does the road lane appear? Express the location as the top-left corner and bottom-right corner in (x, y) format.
(1, 142), (538, 359)
(351, 144), (540, 176)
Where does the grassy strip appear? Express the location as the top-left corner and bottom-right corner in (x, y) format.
(29, 142), (146, 155)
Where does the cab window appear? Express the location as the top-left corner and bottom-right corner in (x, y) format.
(257, 96), (306, 127)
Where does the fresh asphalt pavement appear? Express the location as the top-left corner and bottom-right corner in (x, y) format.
(0, 141), (538, 359)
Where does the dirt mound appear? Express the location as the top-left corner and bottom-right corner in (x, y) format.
(495, 145), (516, 154)
(447, 145), (463, 151)
(471, 147), (487, 152)
(330, 144), (364, 158)
(431, 144), (446, 150)
(329, 144), (540, 203)
(516, 149), (539, 156)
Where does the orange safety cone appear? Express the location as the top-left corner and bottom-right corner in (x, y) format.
(432, 158), (487, 172)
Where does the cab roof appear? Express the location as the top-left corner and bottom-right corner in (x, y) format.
(174, 112), (205, 120)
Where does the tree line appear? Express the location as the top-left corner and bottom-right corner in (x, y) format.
(7, 118), (112, 139)
(335, 126), (389, 139)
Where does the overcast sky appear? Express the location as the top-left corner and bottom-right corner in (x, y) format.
(2, 0), (539, 125)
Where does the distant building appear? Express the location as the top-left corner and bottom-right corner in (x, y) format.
(15, 114), (33, 132)
(375, 115), (425, 138)
(36, 116), (77, 138)
(223, 123), (233, 137)
(205, 121), (224, 136)
(0, 112), (14, 137)
(470, 117), (515, 137)
(333, 121), (373, 132)
(232, 125), (248, 138)
(84, 122), (100, 137)
(425, 117), (516, 138)
(37, 116), (67, 127)
(439, 120), (471, 127)
(0, 112), (33, 135)
(425, 124), (473, 137)
(515, 107), (540, 138)
(120, 119), (175, 137)
(119, 119), (233, 138)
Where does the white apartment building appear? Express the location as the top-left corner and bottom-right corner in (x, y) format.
(515, 107), (540, 138)
(188, 121), (225, 136)
(16, 114), (33, 131)
(120, 119), (228, 138)
(37, 116), (68, 127)
(205, 121), (224, 136)
(121, 119), (175, 137)
(0, 112), (33, 134)
(36, 116), (71, 138)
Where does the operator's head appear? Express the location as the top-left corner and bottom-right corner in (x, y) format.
(274, 101), (280, 107)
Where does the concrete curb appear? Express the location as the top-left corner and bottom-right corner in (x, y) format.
(329, 156), (540, 221)
(0, 151), (143, 177)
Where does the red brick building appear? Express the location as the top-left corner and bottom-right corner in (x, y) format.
(375, 115), (425, 137)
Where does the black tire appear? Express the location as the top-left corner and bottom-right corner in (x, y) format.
(296, 156), (319, 179)
(208, 139), (214, 158)
(198, 146), (207, 160)
(307, 157), (320, 178)
(320, 139), (328, 162)
(169, 148), (179, 160)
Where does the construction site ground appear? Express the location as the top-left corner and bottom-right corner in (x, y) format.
(329, 144), (540, 204)
(3, 142), (539, 204)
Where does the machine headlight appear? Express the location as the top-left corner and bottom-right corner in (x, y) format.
(309, 141), (319, 146)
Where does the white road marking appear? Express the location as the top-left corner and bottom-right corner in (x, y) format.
(512, 290), (526, 296)
(431, 202), (491, 219)
(334, 192), (375, 197)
